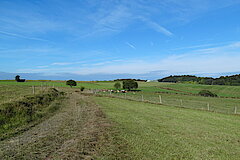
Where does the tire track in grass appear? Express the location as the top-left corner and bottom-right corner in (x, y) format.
(0, 93), (120, 159)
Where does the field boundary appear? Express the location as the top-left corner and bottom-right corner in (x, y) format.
(155, 87), (240, 100)
(83, 92), (240, 116)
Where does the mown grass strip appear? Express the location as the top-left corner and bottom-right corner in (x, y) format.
(94, 96), (240, 159)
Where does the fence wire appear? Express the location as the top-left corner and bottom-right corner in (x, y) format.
(96, 91), (239, 115)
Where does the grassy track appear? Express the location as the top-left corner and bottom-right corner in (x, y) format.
(95, 96), (240, 159)
(0, 93), (127, 159)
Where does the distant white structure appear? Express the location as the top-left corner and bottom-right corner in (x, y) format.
(147, 80), (158, 82)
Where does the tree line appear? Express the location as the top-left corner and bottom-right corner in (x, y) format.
(158, 74), (240, 86)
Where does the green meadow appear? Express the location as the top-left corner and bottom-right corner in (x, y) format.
(1, 80), (240, 114)
(0, 80), (240, 159)
(1, 80), (240, 97)
(95, 96), (240, 159)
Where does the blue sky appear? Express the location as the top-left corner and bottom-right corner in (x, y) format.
(0, 0), (240, 80)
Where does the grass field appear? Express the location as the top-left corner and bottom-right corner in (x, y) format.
(0, 80), (114, 90)
(98, 91), (240, 114)
(0, 85), (38, 104)
(139, 82), (240, 98)
(0, 81), (240, 159)
(1, 80), (240, 115)
(1, 80), (240, 98)
(95, 96), (240, 159)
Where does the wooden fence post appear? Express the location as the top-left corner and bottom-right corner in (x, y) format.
(234, 107), (237, 114)
(159, 95), (162, 104)
(142, 95), (144, 101)
(207, 103), (210, 111)
(32, 86), (35, 94)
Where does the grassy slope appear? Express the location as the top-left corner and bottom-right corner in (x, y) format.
(0, 89), (64, 140)
(140, 82), (240, 98)
(0, 85), (34, 104)
(94, 96), (240, 159)
(1, 81), (240, 114)
(0, 81), (115, 89)
(1, 81), (240, 97)
(100, 91), (240, 114)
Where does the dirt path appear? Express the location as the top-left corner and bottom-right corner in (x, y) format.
(0, 93), (113, 159)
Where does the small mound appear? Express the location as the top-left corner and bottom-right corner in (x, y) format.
(198, 90), (217, 97)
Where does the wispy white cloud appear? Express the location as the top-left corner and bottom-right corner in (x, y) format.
(94, 5), (131, 30)
(22, 41), (240, 76)
(17, 68), (51, 73)
(50, 58), (125, 67)
(1, 0), (238, 39)
(0, 47), (56, 53)
(126, 42), (136, 49)
(139, 17), (173, 36)
(0, 30), (50, 42)
(51, 62), (74, 66)
(170, 41), (235, 51)
(36, 65), (49, 68)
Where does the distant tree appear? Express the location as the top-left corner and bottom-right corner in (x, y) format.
(123, 80), (138, 91)
(15, 75), (25, 82)
(15, 75), (20, 81)
(66, 80), (77, 88)
(114, 82), (121, 90)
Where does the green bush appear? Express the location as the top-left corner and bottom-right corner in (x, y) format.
(123, 80), (138, 91)
(114, 82), (121, 89)
(198, 90), (217, 97)
(66, 79), (77, 87)
(80, 86), (85, 91)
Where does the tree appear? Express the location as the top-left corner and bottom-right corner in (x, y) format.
(123, 80), (138, 91)
(114, 82), (121, 90)
(66, 80), (77, 88)
(15, 75), (25, 82)
(15, 75), (20, 81)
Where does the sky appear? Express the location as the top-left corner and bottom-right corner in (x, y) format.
(0, 0), (240, 80)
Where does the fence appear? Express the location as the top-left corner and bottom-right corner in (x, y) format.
(0, 84), (57, 105)
(1, 86), (239, 115)
(94, 91), (239, 115)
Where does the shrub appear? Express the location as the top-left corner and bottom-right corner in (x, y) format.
(198, 90), (217, 97)
(80, 86), (85, 91)
(66, 80), (77, 88)
(114, 82), (121, 89)
(123, 80), (138, 91)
